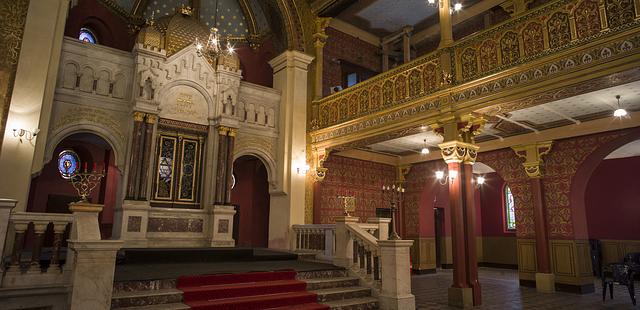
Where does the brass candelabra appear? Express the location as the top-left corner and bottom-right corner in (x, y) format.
(382, 184), (404, 240)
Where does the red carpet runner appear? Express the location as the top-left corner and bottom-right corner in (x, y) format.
(177, 270), (330, 310)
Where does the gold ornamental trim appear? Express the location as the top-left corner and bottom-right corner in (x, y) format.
(438, 140), (480, 164)
(512, 141), (553, 178)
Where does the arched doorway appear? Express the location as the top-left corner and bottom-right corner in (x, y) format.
(27, 132), (121, 239)
(574, 137), (640, 276)
(230, 155), (270, 247)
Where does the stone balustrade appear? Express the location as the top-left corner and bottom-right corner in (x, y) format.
(292, 224), (335, 261)
(2, 211), (73, 287)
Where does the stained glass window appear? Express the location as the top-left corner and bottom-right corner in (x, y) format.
(58, 150), (80, 179)
(504, 185), (516, 231)
(79, 27), (97, 44)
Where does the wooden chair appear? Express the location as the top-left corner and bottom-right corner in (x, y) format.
(602, 263), (636, 306)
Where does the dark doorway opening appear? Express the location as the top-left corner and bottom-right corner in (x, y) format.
(230, 155), (270, 247)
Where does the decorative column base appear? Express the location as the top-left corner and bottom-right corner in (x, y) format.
(207, 205), (236, 247)
(448, 287), (473, 308)
(535, 272), (556, 293)
(67, 240), (123, 310)
(378, 240), (415, 310)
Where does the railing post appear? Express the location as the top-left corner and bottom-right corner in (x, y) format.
(67, 201), (123, 310)
(0, 199), (17, 269)
(49, 222), (67, 269)
(367, 217), (391, 240)
(333, 216), (358, 268)
(10, 222), (28, 268)
(378, 240), (415, 310)
(324, 228), (334, 259)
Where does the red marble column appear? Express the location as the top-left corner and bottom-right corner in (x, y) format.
(462, 163), (481, 305)
(224, 129), (236, 204)
(215, 126), (228, 204)
(531, 178), (551, 273)
(126, 112), (145, 199)
(448, 162), (469, 289)
(138, 114), (156, 200)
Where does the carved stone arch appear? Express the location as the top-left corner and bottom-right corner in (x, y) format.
(156, 79), (215, 121)
(233, 147), (277, 191)
(45, 124), (127, 173)
(257, 0), (307, 53)
(61, 61), (80, 89)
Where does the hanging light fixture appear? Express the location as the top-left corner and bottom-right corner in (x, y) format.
(194, 0), (235, 58)
(421, 139), (430, 154)
(613, 95), (628, 118)
(426, 0), (462, 12)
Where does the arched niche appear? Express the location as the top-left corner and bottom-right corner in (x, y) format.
(230, 155), (271, 247)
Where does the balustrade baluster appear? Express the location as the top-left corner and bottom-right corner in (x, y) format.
(373, 254), (380, 280)
(352, 241), (358, 265)
(50, 222), (66, 268)
(359, 243), (365, 269)
(10, 223), (29, 268)
(366, 250), (372, 276)
(29, 223), (47, 273)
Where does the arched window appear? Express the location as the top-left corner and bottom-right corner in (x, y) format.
(504, 185), (516, 231)
(79, 27), (98, 44)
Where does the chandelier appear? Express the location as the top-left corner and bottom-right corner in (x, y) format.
(194, 0), (235, 57)
(426, 0), (463, 12)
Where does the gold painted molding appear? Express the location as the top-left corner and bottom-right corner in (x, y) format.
(512, 141), (553, 178)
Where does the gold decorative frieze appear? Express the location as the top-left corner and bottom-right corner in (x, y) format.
(438, 141), (480, 164)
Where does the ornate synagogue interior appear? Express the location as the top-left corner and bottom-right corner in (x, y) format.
(0, 0), (639, 309)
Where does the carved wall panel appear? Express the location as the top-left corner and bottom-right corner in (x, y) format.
(479, 40), (499, 73)
(605, 0), (635, 29)
(522, 22), (545, 57)
(501, 31), (521, 65)
(574, 0), (602, 39)
(548, 12), (572, 49)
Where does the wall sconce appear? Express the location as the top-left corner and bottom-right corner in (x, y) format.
(476, 175), (486, 185)
(435, 169), (458, 185)
(297, 164), (310, 175)
(13, 128), (39, 143)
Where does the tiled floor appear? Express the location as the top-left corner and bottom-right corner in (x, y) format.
(412, 268), (638, 309)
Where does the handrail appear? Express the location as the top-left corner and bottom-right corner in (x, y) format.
(346, 222), (378, 250)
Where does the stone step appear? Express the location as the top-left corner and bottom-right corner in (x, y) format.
(113, 279), (177, 294)
(312, 286), (371, 302)
(322, 296), (379, 310)
(304, 276), (360, 290)
(297, 269), (348, 280)
(112, 302), (190, 310)
(111, 288), (183, 309)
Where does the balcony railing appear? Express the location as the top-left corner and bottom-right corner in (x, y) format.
(312, 0), (640, 130)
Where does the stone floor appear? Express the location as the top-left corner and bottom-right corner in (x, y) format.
(412, 268), (638, 309)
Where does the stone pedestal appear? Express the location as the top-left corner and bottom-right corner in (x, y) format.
(333, 216), (359, 268)
(367, 217), (391, 240)
(448, 287), (473, 308)
(378, 240), (415, 310)
(207, 205), (236, 247)
(536, 272), (556, 293)
(112, 200), (151, 247)
(68, 201), (103, 241)
(0, 198), (17, 263)
(67, 240), (123, 310)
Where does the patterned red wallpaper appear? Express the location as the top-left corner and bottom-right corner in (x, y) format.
(322, 27), (381, 96)
(314, 155), (396, 224)
(403, 160), (449, 238)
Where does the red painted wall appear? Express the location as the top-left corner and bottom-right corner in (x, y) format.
(65, 0), (135, 51)
(237, 39), (275, 87)
(231, 157), (270, 247)
(479, 172), (516, 237)
(314, 155), (396, 224)
(323, 27), (381, 96)
(27, 134), (119, 238)
(585, 156), (640, 240)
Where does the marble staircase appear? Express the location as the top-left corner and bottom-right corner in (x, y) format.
(111, 269), (378, 309)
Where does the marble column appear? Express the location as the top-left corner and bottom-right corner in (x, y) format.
(0, 0), (69, 212)
(438, 0), (454, 48)
(313, 18), (331, 100)
(138, 114), (157, 200)
(224, 128), (236, 204)
(126, 112), (146, 199)
(439, 134), (482, 307)
(268, 51), (314, 250)
(512, 141), (555, 292)
(215, 126), (229, 204)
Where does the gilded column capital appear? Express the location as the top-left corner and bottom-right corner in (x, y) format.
(512, 141), (553, 178)
(438, 141), (480, 164)
(227, 128), (238, 137)
(311, 147), (330, 182)
(133, 111), (146, 122)
(145, 114), (157, 124)
(217, 126), (229, 136)
(397, 165), (412, 183)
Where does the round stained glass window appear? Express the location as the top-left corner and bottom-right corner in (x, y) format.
(79, 27), (97, 44)
(58, 150), (80, 179)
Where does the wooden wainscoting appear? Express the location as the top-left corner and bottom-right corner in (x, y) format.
(550, 239), (594, 293)
(410, 237), (437, 273)
(600, 239), (640, 265)
(517, 239), (537, 283)
(481, 237), (518, 268)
